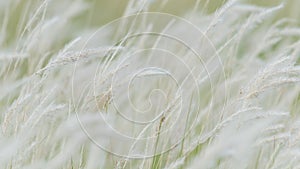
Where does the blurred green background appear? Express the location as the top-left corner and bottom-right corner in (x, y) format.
(83, 0), (299, 27)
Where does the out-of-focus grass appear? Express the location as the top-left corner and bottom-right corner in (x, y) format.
(1, 0), (300, 169)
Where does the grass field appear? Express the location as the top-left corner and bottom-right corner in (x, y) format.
(0, 0), (300, 168)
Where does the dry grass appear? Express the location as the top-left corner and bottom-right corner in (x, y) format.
(0, 0), (300, 169)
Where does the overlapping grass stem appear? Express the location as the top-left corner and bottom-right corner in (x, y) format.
(0, 0), (300, 169)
